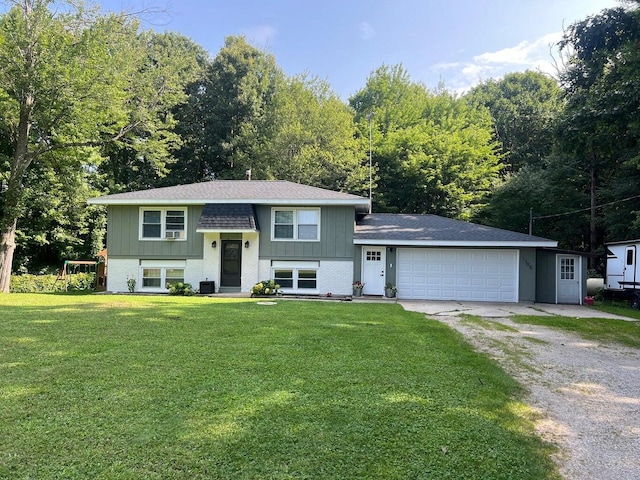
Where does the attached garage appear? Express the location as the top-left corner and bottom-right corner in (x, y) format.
(354, 213), (559, 303)
(397, 248), (518, 302)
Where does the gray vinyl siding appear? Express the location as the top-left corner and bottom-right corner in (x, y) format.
(536, 250), (557, 303)
(353, 245), (362, 281)
(518, 248), (537, 302)
(536, 251), (588, 303)
(106, 205), (204, 258)
(385, 248), (397, 287)
(256, 205), (355, 260)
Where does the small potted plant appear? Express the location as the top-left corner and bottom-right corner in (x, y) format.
(384, 283), (397, 298)
(352, 280), (365, 297)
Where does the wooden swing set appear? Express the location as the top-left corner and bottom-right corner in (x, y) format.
(55, 249), (108, 291)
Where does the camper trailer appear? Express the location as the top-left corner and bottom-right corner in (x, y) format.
(605, 239), (640, 307)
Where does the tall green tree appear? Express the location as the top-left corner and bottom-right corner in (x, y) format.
(350, 64), (429, 134)
(0, 1), (198, 291)
(556, 3), (640, 264)
(350, 65), (500, 218)
(167, 36), (282, 183)
(205, 36), (281, 179)
(98, 32), (207, 192)
(467, 71), (562, 173)
(168, 39), (367, 193)
(252, 75), (368, 192)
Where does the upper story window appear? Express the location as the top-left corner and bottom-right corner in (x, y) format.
(272, 208), (320, 241)
(139, 208), (187, 240)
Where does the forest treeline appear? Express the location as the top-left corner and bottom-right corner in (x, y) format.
(1, 0), (640, 290)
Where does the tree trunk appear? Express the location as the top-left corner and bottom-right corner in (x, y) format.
(0, 94), (34, 292)
(0, 219), (18, 293)
(0, 164), (28, 292)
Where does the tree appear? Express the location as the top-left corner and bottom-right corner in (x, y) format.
(11, 153), (106, 273)
(166, 36), (283, 183)
(556, 3), (640, 265)
(467, 71), (562, 173)
(168, 38), (367, 193)
(350, 64), (430, 133)
(98, 31), (208, 192)
(253, 75), (368, 192)
(0, 1), (198, 291)
(197, 36), (281, 180)
(350, 65), (500, 217)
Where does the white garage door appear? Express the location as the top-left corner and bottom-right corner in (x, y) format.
(397, 248), (519, 302)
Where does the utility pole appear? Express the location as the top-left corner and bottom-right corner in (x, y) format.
(367, 112), (374, 214)
(590, 157), (597, 270)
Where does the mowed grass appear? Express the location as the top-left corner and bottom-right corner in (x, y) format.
(593, 300), (640, 321)
(512, 310), (640, 349)
(0, 294), (559, 479)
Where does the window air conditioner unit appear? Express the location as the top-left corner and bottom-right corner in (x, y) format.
(165, 230), (183, 239)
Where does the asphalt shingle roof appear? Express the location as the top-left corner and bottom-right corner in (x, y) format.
(196, 204), (258, 231)
(88, 180), (368, 205)
(354, 213), (556, 244)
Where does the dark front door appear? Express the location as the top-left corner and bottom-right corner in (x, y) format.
(221, 240), (242, 287)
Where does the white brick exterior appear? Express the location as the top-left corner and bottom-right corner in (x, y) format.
(107, 237), (353, 295)
(107, 258), (203, 293)
(241, 232), (260, 292)
(184, 259), (205, 288)
(202, 233), (221, 291)
(259, 259), (354, 295)
(258, 260), (272, 281)
(317, 261), (354, 295)
(106, 258), (140, 293)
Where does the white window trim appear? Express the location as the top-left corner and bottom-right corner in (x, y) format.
(270, 207), (320, 242)
(139, 207), (187, 241)
(139, 260), (187, 291)
(271, 263), (319, 293)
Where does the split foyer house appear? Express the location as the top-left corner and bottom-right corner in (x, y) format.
(88, 180), (587, 304)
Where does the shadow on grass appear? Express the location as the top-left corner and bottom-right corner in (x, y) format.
(0, 295), (560, 479)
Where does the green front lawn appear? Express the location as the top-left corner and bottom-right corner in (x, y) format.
(0, 295), (559, 479)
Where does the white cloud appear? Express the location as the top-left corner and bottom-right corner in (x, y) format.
(474, 33), (562, 67)
(432, 61), (462, 70)
(432, 32), (564, 93)
(360, 21), (375, 40)
(242, 25), (277, 47)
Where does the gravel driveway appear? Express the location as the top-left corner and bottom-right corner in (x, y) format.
(400, 301), (640, 480)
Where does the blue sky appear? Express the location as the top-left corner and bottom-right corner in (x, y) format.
(103, 1), (618, 97)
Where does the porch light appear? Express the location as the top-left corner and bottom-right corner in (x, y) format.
(211, 240), (217, 248)
(244, 240), (250, 249)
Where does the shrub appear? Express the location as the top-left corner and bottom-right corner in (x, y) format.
(166, 282), (195, 296)
(251, 279), (281, 296)
(10, 273), (96, 293)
